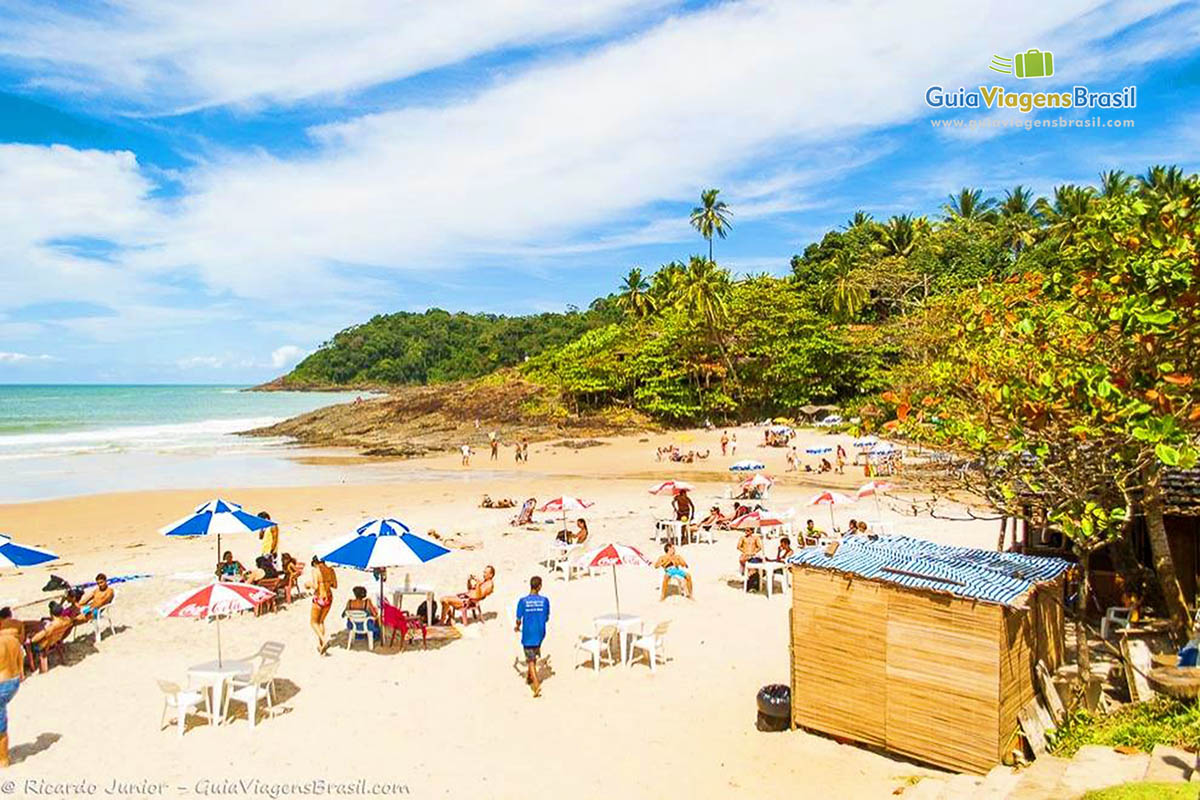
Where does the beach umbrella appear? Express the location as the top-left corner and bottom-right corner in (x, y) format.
(539, 496), (594, 530)
(729, 511), (786, 529)
(857, 481), (892, 519)
(314, 517), (450, 613)
(0, 534), (58, 569)
(159, 498), (275, 567)
(728, 460), (765, 472)
(648, 480), (694, 496)
(805, 446), (833, 455)
(806, 490), (855, 532)
(869, 441), (897, 456)
(160, 580), (274, 665)
(580, 543), (651, 618)
(739, 473), (774, 489)
(853, 436), (879, 449)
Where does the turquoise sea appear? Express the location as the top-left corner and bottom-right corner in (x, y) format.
(0, 385), (370, 501)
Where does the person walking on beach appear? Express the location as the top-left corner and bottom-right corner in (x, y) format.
(520, 438), (529, 463)
(515, 576), (550, 698)
(0, 613), (23, 766)
(489, 437), (499, 461)
(461, 444), (473, 467)
(310, 556), (337, 655)
(836, 444), (847, 475)
(720, 431), (728, 456)
(730, 433), (737, 455)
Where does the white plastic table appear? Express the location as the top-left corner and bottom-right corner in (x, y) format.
(593, 612), (642, 665)
(392, 587), (436, 624)
(744, 561), (789, 597)
(187, 659), (252, 725)
(656, 520), (686, 545)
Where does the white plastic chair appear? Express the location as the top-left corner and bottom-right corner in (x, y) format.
(235, 641), (284, 703)
(73, 601), (116, 645)
(629, 621), (671, 672)
(552, 547), (587, 581)
(575, 625), (618, 671)
(661, 572), (688, 599)
(224, 662), (278, 728)
(157, 679), (209, 737)
(1101, 607), (1133, 639)
(693, 524), (716, 545)
(345, 610), (375, 649)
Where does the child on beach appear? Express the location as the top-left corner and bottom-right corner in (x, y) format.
(515, 576), (550, 698)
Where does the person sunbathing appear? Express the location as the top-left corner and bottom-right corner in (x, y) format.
(510, 499), (536, 527)
(653, 543), (693, 600)
(343, 586), (380, 634)
(439, 566), (495, 625)
(737, 529), (763, 573)
(698, 506), (727, 530)
(494, 498), (515, 509)
(216, 552), (247, 581)
(481, 494), (495, 508)
(78, 573), (114, 619)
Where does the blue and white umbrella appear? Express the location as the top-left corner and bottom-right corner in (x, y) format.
(159, 498), (276, 567)
(853, 436), (879, 449)
(805, 446), (833, 455)
(729, 459), (765, 472)
(0, 534), (58, 569)
(315, 518), (451, 614)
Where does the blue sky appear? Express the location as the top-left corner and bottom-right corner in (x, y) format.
(0, 0), (1198, 383)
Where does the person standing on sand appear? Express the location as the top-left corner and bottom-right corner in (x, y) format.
(730, 433), (737, 455)
(520, 438), (529, 463)
(490, 437), (499, 461)
(515, 576), (550, 698)
(0, 611), (22, 766)
(720, 431), (728, 456)
(258, 511), (278, 564)
(461, 444), (472, 467)
(310, 556), (337, 654)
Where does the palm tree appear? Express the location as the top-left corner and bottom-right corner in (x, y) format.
(1139, 164), (1185, 197)
(689, 189), (733, 262)
(998, 185), (1038, 257)
(1099, 170), (1134, 199)
(616, 267), (656, 319)
(1035, 185), (1096, 247)
(843, 210), (874, 231)
(879, 215), (928, 257)
(942, 187), (997, 222)
(999, 185), (1035, 217)
(676, 256), (738, 384)
(649, 261), (685, 306)
(825, 251), (869, 320)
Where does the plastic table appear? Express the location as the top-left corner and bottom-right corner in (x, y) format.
(187, 659), (252, 726)
(744, 561), (789, 597)
(392, 587), (436, 624)
(593, 612), (642, 665)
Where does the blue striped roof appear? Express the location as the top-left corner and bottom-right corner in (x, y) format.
(786, 535), (1070, 607)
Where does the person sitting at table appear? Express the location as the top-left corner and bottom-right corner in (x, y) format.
(439, 566), (495, 625)
(774, 536), (794, 562)
(737, 528), (763, 573)
(216, 552), (247, 581)
(28, 602), (73, 673)
(343, 586), (380, 635)
(280, 553), (304, 601)
(698, 506), (727, 530)
(78, 573), (114, 619)
(803, 519), (824, 543)
(556, 518), (589, 545)
(653, 543), (693, 600)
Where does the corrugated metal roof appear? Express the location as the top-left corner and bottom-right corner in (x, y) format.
(786, 535), (1071, 607)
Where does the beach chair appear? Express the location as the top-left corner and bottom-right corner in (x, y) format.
(71, 600), (116, 646)
(551, 547), (587, 581)
(382, 602), (427, 650)
(157, 678), (210, 737)
(1101, 606), (1133, 639)
(458, 596), (484, 625)
(510, 499), (535, 527)
(629, 621), (671, 673)
(694, 524), (716, 545)
(223, 662), (278, 729)
(234, 641), (284, 703)
(344, 610), (376, 650)
(575, 625), (618, 671)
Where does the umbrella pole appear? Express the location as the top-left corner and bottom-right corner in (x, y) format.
(612, 566), (620, 618)
(875, 494), (882, 521)
(829, 504), (836, 533)
(217, 615), (223, 668)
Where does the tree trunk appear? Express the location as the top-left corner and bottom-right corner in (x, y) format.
(1143, 466), (1190, 633)
(996, 516), (1008, 552)
(1076, 547), (1091, 676)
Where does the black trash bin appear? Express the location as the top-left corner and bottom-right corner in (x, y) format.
(756, 683), (791, 732)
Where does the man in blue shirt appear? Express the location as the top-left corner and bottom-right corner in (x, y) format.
(515, 576), (550, 698)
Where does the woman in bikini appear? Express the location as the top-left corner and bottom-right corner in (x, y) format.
(310, 556), (337, 654)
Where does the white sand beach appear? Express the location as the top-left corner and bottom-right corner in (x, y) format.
(0, 426), (996, 798)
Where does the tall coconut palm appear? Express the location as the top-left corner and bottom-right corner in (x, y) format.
(1099, 169), (1134, 199)
(999, 185), (1035, 218)
(689, 189), (733, 262)
(1035, 185), (1096, 247)
(879, 215), (928, 257)
(676, 256), (738, 383)
(942, 187), (997, 222)
(649, 261), (685, 306)
(825, 251), (869, 321)
(843, 210), (874, 231)
(1139, 164), (1185, 198)
(616, 267), (656, 319)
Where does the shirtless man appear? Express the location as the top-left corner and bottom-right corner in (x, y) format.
(440, 566), (495, 625)
(653, 543), (693, 600)
(310, 556), (337, 654)
(29, 603), (72, 674)
(737, 529), (763, 573)
(0, 617), (22, 767)
(78, 574), (114, 620)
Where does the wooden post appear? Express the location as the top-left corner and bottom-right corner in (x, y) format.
(997, 517), (1008, 552)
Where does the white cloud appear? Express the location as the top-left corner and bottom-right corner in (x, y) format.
(0, 0), (669, 113)
(270, 345), (307, 369)
(0, 352), (55, 364)
(176, 355), (226, 369)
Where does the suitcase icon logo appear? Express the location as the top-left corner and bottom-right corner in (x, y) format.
(989, 49), (1054, 79)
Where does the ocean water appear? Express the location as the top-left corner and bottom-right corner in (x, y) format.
(0, 385), (372, 501)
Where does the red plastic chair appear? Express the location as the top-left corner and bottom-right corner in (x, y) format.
(382, 603), (427, 650)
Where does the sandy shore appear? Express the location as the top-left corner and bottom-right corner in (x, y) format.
(0, 426), (996, 798)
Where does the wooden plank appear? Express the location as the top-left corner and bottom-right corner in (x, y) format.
(1121, 637), (1155, 703)
(1037, 660), (1066, 724)
(1018, 700), (1047, 757)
